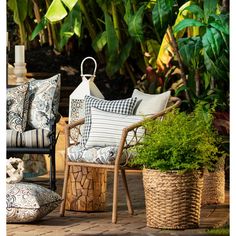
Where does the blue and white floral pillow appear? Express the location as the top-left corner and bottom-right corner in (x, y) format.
(27, 74), (61, 130)
(7, 83), (29, 132)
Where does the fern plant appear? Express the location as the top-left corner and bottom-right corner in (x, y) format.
(130, 103), (222, 172)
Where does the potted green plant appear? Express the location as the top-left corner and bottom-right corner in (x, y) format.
(130, 103), (221, 229)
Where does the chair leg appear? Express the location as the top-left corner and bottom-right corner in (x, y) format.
(112, 166), (119, 224)
(50, 150), (56, 191)
(60, 163), (70, 217)
(120, 169), (134, 215)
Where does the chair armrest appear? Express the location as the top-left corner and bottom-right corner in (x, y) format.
(64, 118), (85, 150)
(114, 96), (181, 166)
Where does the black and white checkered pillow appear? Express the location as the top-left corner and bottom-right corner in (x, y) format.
(81, 95), (137, 146)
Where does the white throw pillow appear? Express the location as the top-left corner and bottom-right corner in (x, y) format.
(81, 95), (137, 147)
(86, 108), (145, 149)
(132, 89), (171, 115)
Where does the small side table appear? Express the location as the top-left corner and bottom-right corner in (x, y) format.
(65, 166), (107, 211)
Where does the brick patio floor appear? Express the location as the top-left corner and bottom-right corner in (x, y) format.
(7, 171), (229, 236)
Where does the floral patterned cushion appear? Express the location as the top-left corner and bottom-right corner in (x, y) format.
(27, 74), (61, 130)
(7, 83), (29, 132)
(67, 145), (125, 164)
(6, 182), (61, 223)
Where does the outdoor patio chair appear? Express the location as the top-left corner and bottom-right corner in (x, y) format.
(6, 74), (61, 191)
(60, 94), (181, 223)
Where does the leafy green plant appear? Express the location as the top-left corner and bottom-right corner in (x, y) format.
(130, 102), (221, 172)
(173, 0), (229, 111)
(29, 0), (181, 81)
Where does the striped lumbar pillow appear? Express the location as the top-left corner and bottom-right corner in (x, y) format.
(85, 107), (145, 149)
(7, 129), (51, 148)
(81, 95), (137, 147)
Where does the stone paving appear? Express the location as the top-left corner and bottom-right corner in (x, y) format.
(7, 171), (229, 236)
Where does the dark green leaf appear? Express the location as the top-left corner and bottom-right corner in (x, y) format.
(105, 12), (119, 55)
(30, 17), (48, 41)
(203, 51), (225, 79)
(178, 37), (202, 68)
(175, 85), (188, 96)
(59, 4), (82, 48)
(128, 5), (145, 42)
(152, 0), (174, 31)
(124, 0), (132, 25)
(202, 28), (223, 60)
(182, 4), (204, 20)
(203, 0), (217, 21)
(209, 22), (228, 35)
(202, 72), (211, 90)
(92, 31), (107, 52)
(106, 40), (132, 76)
(8, 0), (28, 24)
(173, 19), (205, 33)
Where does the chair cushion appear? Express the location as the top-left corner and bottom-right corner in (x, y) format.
(132, 89), (170, 115)
(7, 83), (29, 132)
(7, 129), (51, 148)
(81, 95), (137, 146)
(85, 107), (145, 149)
(68, 145), (124, 164)
(27, 74), (61, 130)
(7, 182), (61, 223)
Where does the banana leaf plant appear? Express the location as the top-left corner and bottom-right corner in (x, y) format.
(7, 0), (34, 46)
(29, 0), (181, 82)
(173, 0), (229, 111)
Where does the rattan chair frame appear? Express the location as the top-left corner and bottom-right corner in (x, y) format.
(60, 96), (181, 223)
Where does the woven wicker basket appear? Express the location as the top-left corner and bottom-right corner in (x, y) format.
(202, 158), (225, 205)
(143, 169), (203, 229)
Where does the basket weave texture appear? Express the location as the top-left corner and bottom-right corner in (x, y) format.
(202, 159), (225, 205)
(143, 169), (203, 229)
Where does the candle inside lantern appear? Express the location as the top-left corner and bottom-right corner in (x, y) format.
(15, 45), (25, 64)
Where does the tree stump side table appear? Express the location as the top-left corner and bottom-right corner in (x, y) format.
(65, 166), (107, 211)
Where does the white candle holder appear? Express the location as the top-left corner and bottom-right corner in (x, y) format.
(14, 62), (27, 84)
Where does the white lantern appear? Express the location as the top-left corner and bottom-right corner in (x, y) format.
(69, 57), (104, 142)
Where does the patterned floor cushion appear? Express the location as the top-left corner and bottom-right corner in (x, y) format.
(7, 129), (51, 148)
(7, 182), (61, 223)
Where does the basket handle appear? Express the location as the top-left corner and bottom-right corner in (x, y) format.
(80, 57), (97, 78)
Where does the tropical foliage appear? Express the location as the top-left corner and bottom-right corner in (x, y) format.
(173, 0), (229, 111)
(7, 0), (229, 111)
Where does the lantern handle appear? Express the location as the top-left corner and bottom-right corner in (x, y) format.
(80, 57), (97, 79)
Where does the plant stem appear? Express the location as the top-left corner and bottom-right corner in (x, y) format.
(125, 62), (136, 86)
(78, 0), (96, 40)
(45, 0), (53, 46)
(32, 0), (46, 45)
(194, 69), (200, 97)
(167, 26), (190, 102)
(78, 0), (104, 62)
(111, 2), (121, 41)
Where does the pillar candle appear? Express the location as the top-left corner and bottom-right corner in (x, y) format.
(15, 45), (25, 63)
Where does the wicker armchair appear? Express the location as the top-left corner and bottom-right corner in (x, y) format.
(60, 96), (181, 223)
